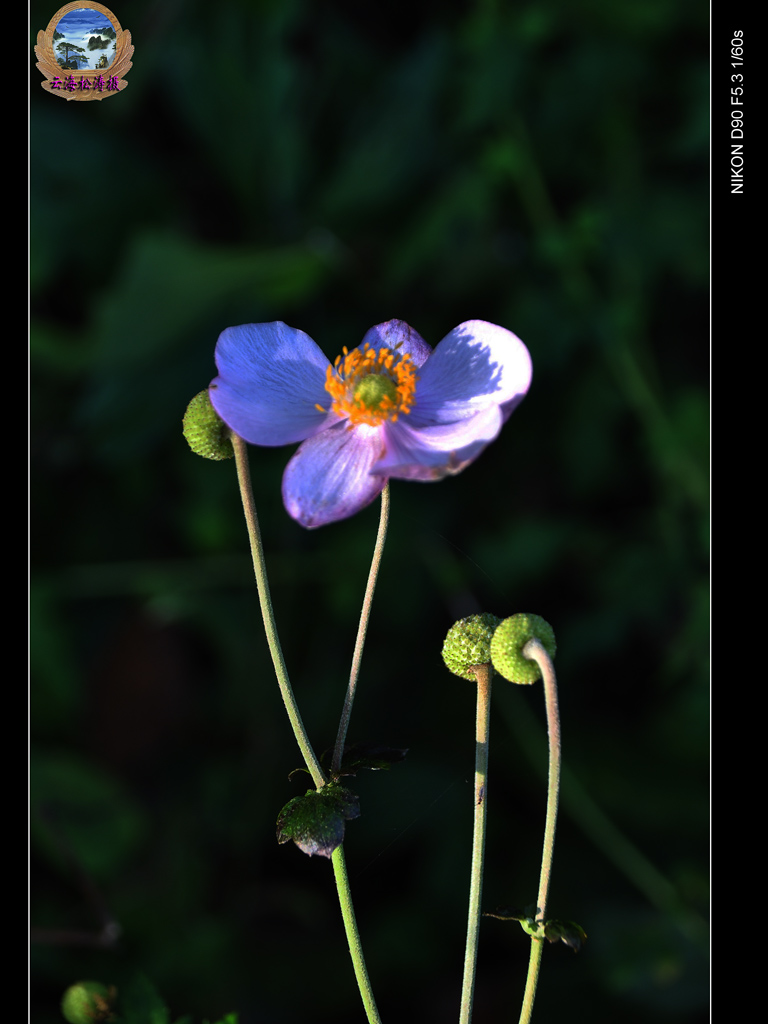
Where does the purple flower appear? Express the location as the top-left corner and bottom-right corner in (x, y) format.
(209, 319), (532, 528)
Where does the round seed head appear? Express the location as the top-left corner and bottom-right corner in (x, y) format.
(490, 613), (556, 684)
(61, 981), (114, 1024)
(442, 613), (502, 681)
(183, 389), (234, 460)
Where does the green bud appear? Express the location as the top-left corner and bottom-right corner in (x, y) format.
(182, 390), (234, 460)
(490, 613), (556, 684)
(60, 981), (115, 1023)
(442, 613), (502, 681)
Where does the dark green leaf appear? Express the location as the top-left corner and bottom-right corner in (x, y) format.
(276, 783), (360, 858)
(543, 919), (588, 952)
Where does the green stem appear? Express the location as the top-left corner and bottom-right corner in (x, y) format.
(231, 435), (381, 1020)
(497, 688), (707, 944)
(331, 483), (390, 776)
(459, 662), (493, 1024)
(517, 638), (561, 1024)
(230, 433), (325, 789)
(332, 846), (383, 1024)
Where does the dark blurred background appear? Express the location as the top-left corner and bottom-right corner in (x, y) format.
(30, 1), (709, 1021)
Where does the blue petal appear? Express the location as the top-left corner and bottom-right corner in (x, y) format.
(407, 321), (532, 428)
(373, 405), (504, 480)
(282, 422), (386, 528)
(209, 322), (339, 446)
(359, 320), (433, 368)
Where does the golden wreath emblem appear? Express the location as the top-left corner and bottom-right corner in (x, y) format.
(35, 2), (133, 101)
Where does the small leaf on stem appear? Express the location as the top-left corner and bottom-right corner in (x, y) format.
(543, 919), (588, 952)
(276, 783), (360, 858)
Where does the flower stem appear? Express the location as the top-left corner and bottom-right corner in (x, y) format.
(231, 435), (381, 1020)
(517, 638), (561, 1024)
(331, 483), (390, 776)
(459, 661), (493, 1024)
(332, 845), (383, 1024)
(230, 433), (325, 789)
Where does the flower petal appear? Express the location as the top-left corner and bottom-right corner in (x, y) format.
(209, 322), (339, 446)
(282, 422), (386, 528)
(359, 319), (433, 368)
(407, 320), (532, 428)
(373, 405), (504, 480)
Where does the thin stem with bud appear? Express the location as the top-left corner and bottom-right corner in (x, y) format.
(230, 433), (326, 787)
(459, 661), (494, 1024)
(332, 483), (390, 776)
(230, 432), (382, 1023)
(517, 637), (561, 1024)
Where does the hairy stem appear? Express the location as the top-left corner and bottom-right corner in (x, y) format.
(232, 435), (382, 1019)
(332, 846), (383, 1024)
(459, 662), (493, 1024)
(231, 433), (325, 789)
(517, 638), (561, 1024)
(331, 483), (390, 776)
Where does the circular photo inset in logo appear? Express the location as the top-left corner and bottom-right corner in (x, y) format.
(34, 3), (133, 101)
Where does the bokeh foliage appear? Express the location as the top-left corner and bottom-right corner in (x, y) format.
(31, 1), (708, 1022)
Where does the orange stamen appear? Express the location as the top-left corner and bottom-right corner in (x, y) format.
(323, 342), (419, 428)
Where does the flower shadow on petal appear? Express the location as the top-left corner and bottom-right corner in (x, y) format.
(411, 321), (531, 427)
(206, 318), (531, 527)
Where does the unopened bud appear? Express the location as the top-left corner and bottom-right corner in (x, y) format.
(490, 613), (556, 684)
(183, 390), (234, 460)
(442, 613), (502, 681)
(60, 981), (115, 1023)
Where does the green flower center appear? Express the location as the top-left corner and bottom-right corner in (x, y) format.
(317, 342), (419, 427)
(353, 373), (399, 410)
